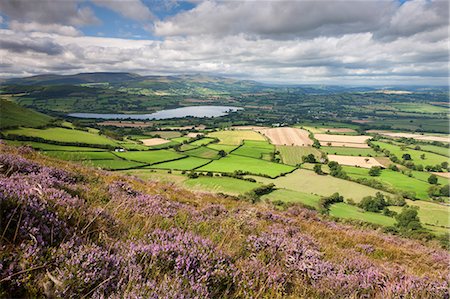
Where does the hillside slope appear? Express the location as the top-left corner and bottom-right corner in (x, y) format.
(0, 144), (448, 298)
(0, 99), (53, 129)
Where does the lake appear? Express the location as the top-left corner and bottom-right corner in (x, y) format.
(68, 106), (242, 120)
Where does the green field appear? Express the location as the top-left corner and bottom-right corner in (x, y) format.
(277, 145), (323, 165)
(252, 169), (390, 202)
(232, 140), (274, 159)
(322, 146), (380, 157)
(184, 146), (220, 159)
(147, 140), (179, 149)
(147, 131), (182, 139)
(89, 159), (145, 170)
(4, 127), (118, 146)
(390, 200), (449, 230)
(44, 151), (117, 161)
(197, 154), (295, 178)
(149, 156), (210, 170)
(115, 149), (184, 164)
(261, 188), (321, 208)
(373, 141), (448, 166)
(408, 144), (449, 157)
(342, 166), (434, 200)
(208, 130), (266, 145)
(189, 137), (216, 146)
(207, 144), (238, 153)
(4, 140), (107, 152)
(408, 170), (448, 185)
(184, 176), (262, 195)
(171, 137), (191, 143)
(329, 203), (396, 226)
(0, 98), (53, 128)
(392, 103), (449, 114)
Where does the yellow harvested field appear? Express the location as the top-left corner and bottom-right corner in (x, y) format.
(432, 172), (450, 179)
(140, 138), (170, 146)
(258, 127), (312, 146)
(315, 134), (371, 144)
(328, 155), (384, 168)
(97, 121), (153, 127)
(367, 130), (450, 143)
(319, 142), (370, 148)
(324, 128), (356, 133)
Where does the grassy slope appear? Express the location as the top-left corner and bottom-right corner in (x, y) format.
(232, 140), (274, 159)
(148, 156), (210, 170)
(0, 98), (53, 128)
(261, 188), (321, 207)
(4, 127), (118, 146)
(184, 176), (262, 195)
(277, 146), (322, 165)
(184, 146), (220, 159)
(115, 149), (184, 164)
(330, 203), (396, 226)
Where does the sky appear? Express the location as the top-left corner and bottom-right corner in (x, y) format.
(0, 0), (449, 85)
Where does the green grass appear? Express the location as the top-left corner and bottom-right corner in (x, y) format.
(232, 140), (274, 159)
(115, 150), (185, 164)
(171, 137), (191, 143)
(88, 159), (145, 170)
(329, 203), (396, 226)
(390, 200), (449, 234)
(4, 140), (107, 152)
(146, 140), (179, 149)
(392, 103), (448, 114)
(184, 176), (262, 195)
(119, 169), (187, 184)
(321, 146), (380, 157)
(251, 169), (390, 202)
(189, 138), (216, 146)
(207, 144), (238, 153)
(4, 127), (118, 146)
(343, 166), (433, 200)
(148, 156), (210, 170)
(261, 189), (321, 208)
(0, 98), (53, 128)
(373, 141), (448, 166)
(147, 131), (182, 139)
(277, 146), (323, 165)
(408, 144), (449, 157)
(408, 170), (448, 185)
(44, 151), (117, 161)
(197, 154), (295, 178)
(208, 130), (266, 145)
(184, 146), (220, 159)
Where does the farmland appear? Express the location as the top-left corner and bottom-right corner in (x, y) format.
(232, 140), (274, 159)
(140, 138), (170, 146)
(184, 176), (262, 195)
(258, 127), (312, 146)
(327, 155), (384, 168)
(368, 130), (450, 143)
(277, 145), (322, 165)
(115, 149), (184, 164)
(184, 146), (220, 159)
(321, 146), (380, 156)
(208, 130), (266, 145)
(329, 203), (396, 226)
(261, 188), (321, 207)
(314, 134), (371, 147)
(149, 156), (210, 170)
(197, 154), (295, 177)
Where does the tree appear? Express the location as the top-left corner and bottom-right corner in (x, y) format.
(218, 150), (227, 157)
(302, 154), (316, 163)
(358, 192), (387, 212)
(420, 154), (425, 160)
(402, 153), (411, 160)
(388, 164), (399, 172)
(368, 166), (381, 177)
(440, 184), (449, 197)
(313, 164), (324, 175)
(395, 207), (422, 230)
(428, 174), (438, 184)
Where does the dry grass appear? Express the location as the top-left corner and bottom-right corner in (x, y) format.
(258, 127), (312, 146)
(367, 130), (450, 143)
(140, 138), (170, 146)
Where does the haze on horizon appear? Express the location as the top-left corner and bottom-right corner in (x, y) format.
(0, 0), (449, 86)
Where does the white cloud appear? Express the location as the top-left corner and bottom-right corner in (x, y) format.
(92, 0), (155, 21)
(9, 21), (81, 36)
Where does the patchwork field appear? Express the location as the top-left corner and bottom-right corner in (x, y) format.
(277, 145), (323, 165)
(208, 130), (266, 145)
(390, 200), (449, 230)
(89, 159), (145, 170)
(44, 151), (117, 161)
(4, 127), (118, 146)
(342, 166), (434, 200)
(411, 144), (449, 157)
(189, 137), (216, 146)
(184, 176), (262, 195)
(232, 140), (274, 159)
(368, 131), (450, 143)
(322, 146), (380, 156)
(252, 169), (390, 202)
(197, 154), (295, 178)
(433, 172), (450, 179)
(97, 121), (153, 127)
(206, 144), (238, 153)
(149, 156), (210, 170)
(372, 141), (449, 166)
(4, 140), (107, 152)
(328, 155), (384, 168)
(315, 134), (371, 147)
(115, 149), (184, 164)
(258, 127), (312, 146)
(184, 146), (220, 159)
(147, 131), (182, 139)
(140, 138), (170, 146)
